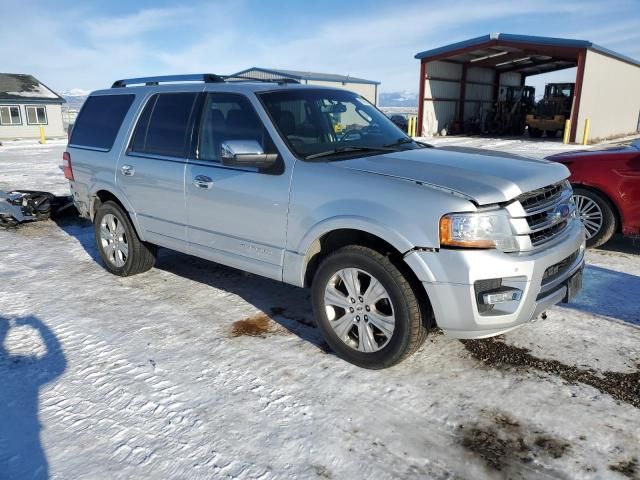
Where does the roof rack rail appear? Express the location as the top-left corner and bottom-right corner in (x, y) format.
(222, 74), (300, 85)
(111, 73), (225, 88)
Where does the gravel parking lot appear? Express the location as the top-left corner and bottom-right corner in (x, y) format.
(1, 138), (639, 479)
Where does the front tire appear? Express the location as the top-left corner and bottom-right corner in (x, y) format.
(94, 201), (156, 276)
(573, 187), (617, 248)
(311, 245), (428, 369)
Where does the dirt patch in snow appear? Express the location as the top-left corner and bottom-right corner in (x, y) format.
(230, 313), (283, 338)
(462, 337), (640, 408)
(311, 464), (333, 478)
(609, 457), (639, 479)
(459, 411), (570, 471)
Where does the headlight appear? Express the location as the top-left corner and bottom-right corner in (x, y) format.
(439, 210), (518, 251)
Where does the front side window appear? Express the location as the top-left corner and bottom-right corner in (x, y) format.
(25, 105), (47, 125)
(130, 92), (198, 157)
(0, 106), (21, 125)
(259, 89), (415, 159)
(197, 93), (275, 162)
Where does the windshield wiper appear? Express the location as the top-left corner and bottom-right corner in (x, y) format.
(383, 137), (434, 149)
(304, 146), (396, 160)
(383, 137), (414, 148)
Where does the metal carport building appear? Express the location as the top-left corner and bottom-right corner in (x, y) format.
(231, 67), (380, 105)
(415, 33), (640, 143)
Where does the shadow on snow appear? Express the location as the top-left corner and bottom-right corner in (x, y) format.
(55, 218), (326, 349)
(0, 315), (66, 479)
(563, 264), (640, 326)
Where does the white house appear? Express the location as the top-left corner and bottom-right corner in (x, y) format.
(0, 73), (66, 140)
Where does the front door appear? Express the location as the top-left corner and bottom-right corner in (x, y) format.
(117, 91), (199, 250)
(185, 92), (292, 280)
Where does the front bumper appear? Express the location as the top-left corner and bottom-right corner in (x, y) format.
(405, 219), (585, 339)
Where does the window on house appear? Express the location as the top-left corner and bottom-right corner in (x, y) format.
(0, 106), (22, 125)
(25, 105), (48, 125)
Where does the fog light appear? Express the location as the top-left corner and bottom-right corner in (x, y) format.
(482, 287), (522, 305)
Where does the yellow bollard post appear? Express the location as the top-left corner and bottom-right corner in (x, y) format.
(410, 116), (416, 137)
(408, 116), (414, 137)
(582, 118), (590, 145)
(562, 119), (571, 144)
(39, 125), (46, 144)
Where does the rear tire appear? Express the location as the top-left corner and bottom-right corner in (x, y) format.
(545, 129), (558, 138)
(94, 201), (156, 276)
(573, 187), (617, 248)
(528, 127), (543, 138)
(311, 245), (428, 369)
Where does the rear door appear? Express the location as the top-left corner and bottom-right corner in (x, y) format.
(117, 91), (199, 250)
(185, 92), (292, 280)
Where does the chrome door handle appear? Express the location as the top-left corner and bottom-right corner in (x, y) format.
(193, 175), (214, 189)
(121, 165), (135, 176)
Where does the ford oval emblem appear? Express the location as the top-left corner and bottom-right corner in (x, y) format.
(552, 203), (571, 223)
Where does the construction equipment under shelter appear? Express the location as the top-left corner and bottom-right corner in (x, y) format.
(415, 33), (640, 143)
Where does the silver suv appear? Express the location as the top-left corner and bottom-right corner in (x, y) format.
(65, 74), (585, 369)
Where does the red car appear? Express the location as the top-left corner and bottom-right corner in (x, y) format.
(547, 139), (640, 247)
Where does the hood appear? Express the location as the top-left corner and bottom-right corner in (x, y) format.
(333, 147), (569, 205)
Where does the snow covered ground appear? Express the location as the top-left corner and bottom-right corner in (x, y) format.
(1, 138), (639, 480)
(422, 134), (628, 159)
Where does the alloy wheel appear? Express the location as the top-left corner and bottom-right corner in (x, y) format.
(323, 268), (395, 353)
(574, 194), (603, 240)
(99, 213), (129, 267)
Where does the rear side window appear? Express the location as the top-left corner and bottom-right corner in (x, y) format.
(130, 93), (198, 157)
(70, 95), (134, 150)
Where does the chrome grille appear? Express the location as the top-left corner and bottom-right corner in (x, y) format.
(529, 221), (568, 246)
(515, 181), (574, 249)
(519, 183), (564, 214)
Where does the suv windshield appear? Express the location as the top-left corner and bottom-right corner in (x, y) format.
(259, 89), (420, 159)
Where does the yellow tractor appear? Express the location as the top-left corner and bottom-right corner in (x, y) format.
(526, 83), (574, 138)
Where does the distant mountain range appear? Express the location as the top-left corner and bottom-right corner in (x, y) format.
(60, 89), (89, 110)
(378, 91), (418, 108)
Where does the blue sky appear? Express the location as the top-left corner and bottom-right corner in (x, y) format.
(2, 0), (639, 95)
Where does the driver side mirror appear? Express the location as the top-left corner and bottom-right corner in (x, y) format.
(220, 140), (278, 170)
